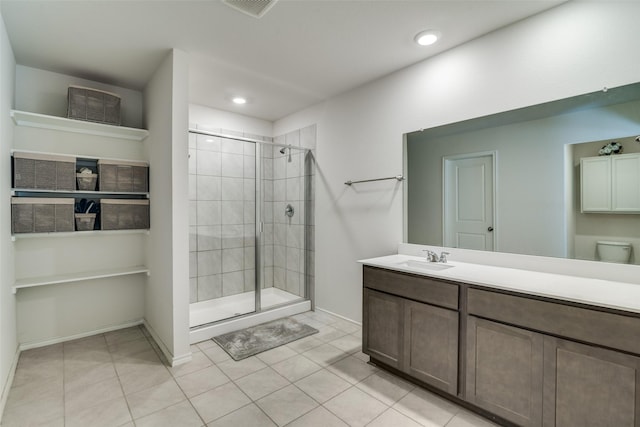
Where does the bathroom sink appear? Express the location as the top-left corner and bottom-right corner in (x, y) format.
(396, 260), (454, 271)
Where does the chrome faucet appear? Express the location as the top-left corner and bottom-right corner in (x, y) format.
(423, 249), (450, 263)
(422, 249), (438, 262)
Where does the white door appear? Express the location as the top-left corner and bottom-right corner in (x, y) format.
(443, 154), (495, 251)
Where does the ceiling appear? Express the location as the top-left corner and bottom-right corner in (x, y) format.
(0, 0), (563, 122)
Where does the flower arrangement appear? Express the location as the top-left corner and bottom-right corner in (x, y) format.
(599, 141), (623, 156)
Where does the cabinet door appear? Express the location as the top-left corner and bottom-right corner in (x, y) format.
(581, 157), (611, 212)
(612, 154), (640, 212)
(466, 316), (543, 426)
(363, 288), (404, 369)
(543, 336), (640, 427)
(403, 300), (458, 394)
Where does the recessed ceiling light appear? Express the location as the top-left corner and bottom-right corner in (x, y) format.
(232, 97), (247, 105)
(414, 30), (440, 46)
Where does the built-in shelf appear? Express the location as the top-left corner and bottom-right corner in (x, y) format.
(12, 229), (149, 241)
(11, 188), (149, 198)
(10, 110), (149, 141)
(12, 265), (150, 294)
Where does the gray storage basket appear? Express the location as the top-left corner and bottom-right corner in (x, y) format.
(98, 159), (148, 192)
(11, 197), (75, 234)
(100, 199), (150, 230)
(76, 173), (98, 191)
(13, 152), (76, 191)
(67, 86), (121, 125)
(75, 213), (97, 231)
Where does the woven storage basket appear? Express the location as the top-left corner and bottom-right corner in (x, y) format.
(13, 152), (76, 191)
(11, 197), (74, 234)
(98, 159), (148, 192)
(67, 86), (121, 125)
(76, 173), (98, 191)
(74, 213), (97, 231)
(100, 199), (149, 230)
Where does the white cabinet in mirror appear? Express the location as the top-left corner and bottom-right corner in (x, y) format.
(581, 154), (640, 213)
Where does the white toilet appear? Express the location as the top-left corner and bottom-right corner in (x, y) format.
(596, 241), (632, 264)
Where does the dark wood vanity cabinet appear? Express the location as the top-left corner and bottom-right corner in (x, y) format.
(467, 287), (640, 427)
(543, 336), (640, 427)
(363, 264), (640, 426)
(466, 316), (543, 426)
(362, 266), (459, 394)
(362, 288), (404, 369)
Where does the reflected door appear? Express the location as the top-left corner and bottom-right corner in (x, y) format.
(443, 153), (495, 251)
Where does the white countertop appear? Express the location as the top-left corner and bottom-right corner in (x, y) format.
(359, 254), (640, 315)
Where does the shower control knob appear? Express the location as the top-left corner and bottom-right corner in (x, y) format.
(285, 204), (295, 218)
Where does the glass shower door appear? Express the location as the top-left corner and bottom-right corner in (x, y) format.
(189, 132), (257, 327)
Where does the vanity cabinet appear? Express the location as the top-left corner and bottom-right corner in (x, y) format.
(362, 266), (459, 394)
(543, 336), (640, 427)
(466, 316), (543, 426)
(404, 299), (458, 394)
(363, 264), (640, 426)
(581, 153), (640, 213)
(363, 288), (404, 369)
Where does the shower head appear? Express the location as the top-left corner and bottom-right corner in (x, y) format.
(279, 145), (292, 162)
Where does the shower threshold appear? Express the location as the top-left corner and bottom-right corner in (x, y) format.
(189, 287), (301, 328)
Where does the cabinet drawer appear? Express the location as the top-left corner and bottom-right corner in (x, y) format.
(468, 288), (640, 355)
(363, 266), (458, 310)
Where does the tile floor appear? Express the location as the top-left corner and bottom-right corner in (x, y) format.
(1, 311), (499, 427)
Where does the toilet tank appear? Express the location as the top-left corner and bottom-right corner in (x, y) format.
(596, 241), (632, 263)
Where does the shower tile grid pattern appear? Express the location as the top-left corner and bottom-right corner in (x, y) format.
(189, 131), (260, 303)
(263, 126), (316, 300)
(1, 311), (499, 427)
(189, 124), (316, 306)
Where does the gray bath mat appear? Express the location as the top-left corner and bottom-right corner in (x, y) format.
(213, 317), (318, 361)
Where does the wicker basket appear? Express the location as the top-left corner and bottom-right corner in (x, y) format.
(100, 199), (149, 230)
(76, 173), (98, 191)
(67, 86), (121, 125)
(74, 213), (97, 231)
(11, 197), (75, 234)
(13, 152), (76, 191)
(98, 159), (148, 192)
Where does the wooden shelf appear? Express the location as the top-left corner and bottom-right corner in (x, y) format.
(11, 110), (149, 141)
(13, 265), (150, 294)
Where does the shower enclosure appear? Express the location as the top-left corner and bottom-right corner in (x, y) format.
(188, 128), (314, 330)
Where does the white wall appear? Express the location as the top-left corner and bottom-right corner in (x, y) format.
(274, 1), (640, 322)
(0, 9), (16, 418)
(15, 65), (144, 129)
(189, 103), (272, 137)
(144, 49), (191, 365)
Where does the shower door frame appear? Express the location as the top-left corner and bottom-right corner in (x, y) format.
(188, 128), (310, 328)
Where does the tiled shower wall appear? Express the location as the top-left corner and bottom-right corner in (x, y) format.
(188, 130), (263, 303)
(188, 124), (316, 304)
(263, 125), (316, 298)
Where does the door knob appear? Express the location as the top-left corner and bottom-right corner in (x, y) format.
(488, 226), (494, 232)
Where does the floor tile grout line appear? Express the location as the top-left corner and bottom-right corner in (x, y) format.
(109, 328), (139, 426)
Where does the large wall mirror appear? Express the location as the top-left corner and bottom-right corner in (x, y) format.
(405, 82), (640, 264)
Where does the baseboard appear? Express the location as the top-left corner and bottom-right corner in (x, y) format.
(0, 345), (20, 423)
(315, 307), (362, 326)
(143, 320), (192, 367)
(18, 319), (144, 351)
